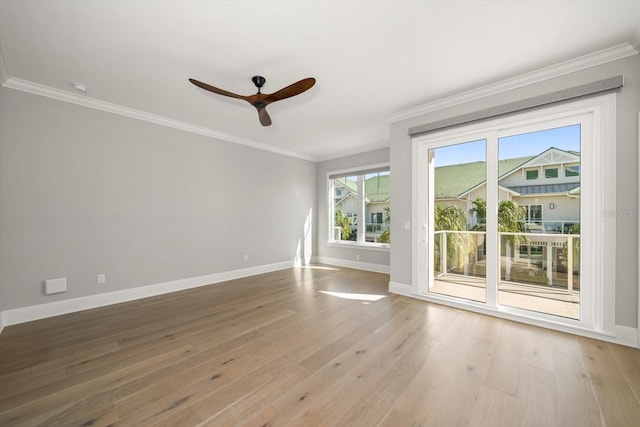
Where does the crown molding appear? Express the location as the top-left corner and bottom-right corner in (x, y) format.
(389, 42), (639, 123)
(1, 77), (316, 162)
(315, 141), (390, 162)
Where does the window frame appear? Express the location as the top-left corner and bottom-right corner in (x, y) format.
(412, 93), (616, 338)
(328, 163), (390, 250)
(526, 169), (539, 180)
(565, 165), (580, 177)
(545, 167), (559, 178)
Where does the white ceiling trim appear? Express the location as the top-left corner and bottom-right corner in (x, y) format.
(315, 141), (390, 163)
(1, 77), (316, 162)
(389, 42), (638, 123)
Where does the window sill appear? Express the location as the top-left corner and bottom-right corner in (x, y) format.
(328, 241), (390, 252)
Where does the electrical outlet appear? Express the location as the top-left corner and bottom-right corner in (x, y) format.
(243, 254), (249, 262)
(356, 254), (360, 261)
(97, 274), (106, 284)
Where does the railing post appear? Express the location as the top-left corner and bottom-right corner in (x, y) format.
(546, 241), (553, 285)
(567, 236), (573, 293)
(505, 239), (511, 281)
(441, 232), (447, 274)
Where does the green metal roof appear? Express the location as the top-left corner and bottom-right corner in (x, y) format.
(365, 174), (390, 203)
(334, 175), (390, 204)
(335, 154), (540, 203)
(435, 156), (533, 198)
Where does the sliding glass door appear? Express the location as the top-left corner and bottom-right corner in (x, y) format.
(428, 139), (487, 303)
(412, 97), (610, 330)
(497, 125), (581, 319)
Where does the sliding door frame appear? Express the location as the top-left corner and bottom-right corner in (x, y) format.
(412, 93), (616, 336)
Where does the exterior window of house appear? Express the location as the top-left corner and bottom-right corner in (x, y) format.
(522, 204), (543, 232)
(545, 167), (559, 178)
(329, 166), (390, 247)
(565, 165), (580, 177)
(414, 93), (615, 335)
(336, 189), (342, 196)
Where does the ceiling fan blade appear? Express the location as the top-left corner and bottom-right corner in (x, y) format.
(257, 107), (272, 126)
(264, 77), (316, 103)
(189, 78), (248, 100)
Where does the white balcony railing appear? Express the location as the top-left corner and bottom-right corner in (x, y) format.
(434, 230), (580, 293)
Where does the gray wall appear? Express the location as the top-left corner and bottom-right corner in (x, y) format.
(0, 85), (3, 318)
(317, 148), (390, 268)
(390, 54), (639, 328)
(0, 87), (317, 310)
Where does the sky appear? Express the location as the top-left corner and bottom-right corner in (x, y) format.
(433, 124), (581, 167)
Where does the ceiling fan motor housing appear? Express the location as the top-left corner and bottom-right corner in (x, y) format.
(252, 75), (266, 90)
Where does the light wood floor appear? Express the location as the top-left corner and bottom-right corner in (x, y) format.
(1, 265), (639, 426)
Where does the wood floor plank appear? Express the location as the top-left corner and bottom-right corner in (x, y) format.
(388, 310), (489, 425)
(609, 341), (640, 405)
(0, 344), (194, 425)
(551, 349), (602, 427)
(578, 337), (640, 426)
(468, 385), (518, 427)
(515, 363), (559, 427)
(483, 319), (525, 396)
(0, 265), (639, 426)
(197, 362), (311, 426)
(338, 338), (437, 426)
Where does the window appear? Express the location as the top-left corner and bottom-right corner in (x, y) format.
(414, 93), (616, 336)
(329, 166), (390, 246)
(565, 165), (580, 177)
(526, 169), (538, 180)
(522, 204), (543, 232)
(336, 188), (342, 196)
(545, 167), (559, 178)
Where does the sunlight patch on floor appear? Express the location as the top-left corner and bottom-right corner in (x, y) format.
(318, 290), (386, 302)
(299, 265), (340, 271)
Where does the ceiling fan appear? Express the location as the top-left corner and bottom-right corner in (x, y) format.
(188, 75), (316, 126)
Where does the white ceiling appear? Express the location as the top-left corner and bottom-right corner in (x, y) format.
(1, 1), (639, 161)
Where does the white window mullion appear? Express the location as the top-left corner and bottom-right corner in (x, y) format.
(485, 131), (499, 308)
(357, 175), (365, 244)
(327, 176), (336, 241)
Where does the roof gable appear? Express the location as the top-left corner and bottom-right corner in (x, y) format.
(518, 147), (580, 168)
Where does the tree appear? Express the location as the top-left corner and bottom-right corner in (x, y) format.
(470, 198), (526, 237)
(435, 205), (467, 232)
(378, 206), (391, 243)
(334, 210), (352, 241)
(434, 204), (472, 272)
(497, 200), (527, 246)
(470, 198), (486, 229)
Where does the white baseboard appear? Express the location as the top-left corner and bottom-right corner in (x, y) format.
(614, 325), (639, 348)
(316, 256), (390, 274)
(388, 281), (639, 349)
(0, 260), (294, 327)
(389, 281), (413, 296)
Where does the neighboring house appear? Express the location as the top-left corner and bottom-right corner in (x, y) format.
(334, 174), (390, 242)
(435, 147), (580, 233)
